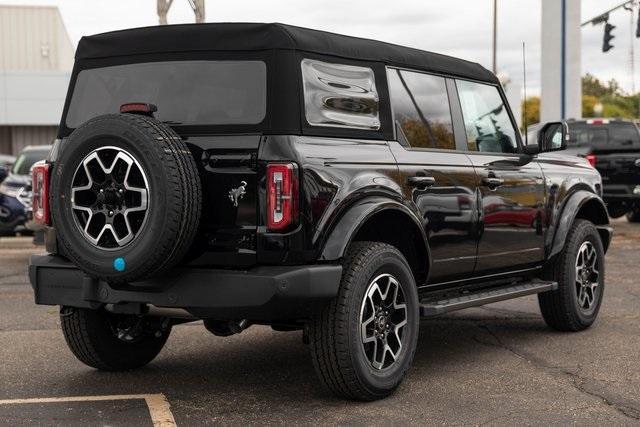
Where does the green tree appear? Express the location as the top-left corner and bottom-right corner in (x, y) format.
(521, 96), (540, 129)
(581, 74), (639, 119)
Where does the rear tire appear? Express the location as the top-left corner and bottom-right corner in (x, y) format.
(626, 208), (640, 223)
(60, 307), (171, 371)
(607, 203), (627, 219)
(538, 219), (605, 331)
(309, 242), (419, 401)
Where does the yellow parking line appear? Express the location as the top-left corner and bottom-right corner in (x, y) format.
(0, 393), (176, 427)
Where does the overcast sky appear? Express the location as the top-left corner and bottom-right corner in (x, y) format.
(2, 0), (638, 96)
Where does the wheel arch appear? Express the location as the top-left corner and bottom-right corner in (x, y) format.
(549, 190), (611, 258)
(319, 197), (431, 286)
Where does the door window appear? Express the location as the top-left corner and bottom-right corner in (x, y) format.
(456, 80), (519, 154)
(387, 68), (455, 150)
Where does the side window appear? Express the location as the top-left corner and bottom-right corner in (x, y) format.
(387, 68), (455, 150)
(456, 80), (519, 154)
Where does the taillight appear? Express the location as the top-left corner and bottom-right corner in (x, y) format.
(266, 163), (298, 231)
(586, 154), (597, 168)
(32, 161), (50, 225)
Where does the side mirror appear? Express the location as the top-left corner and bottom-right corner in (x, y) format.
(538, 121), (568, 152)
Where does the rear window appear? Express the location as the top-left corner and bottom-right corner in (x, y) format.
(568, 122), (640, 146)
(66, 60), (267, 128)
(11, 149), (50, 175)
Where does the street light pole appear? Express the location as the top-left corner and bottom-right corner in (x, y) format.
(492, 0), (497, 74)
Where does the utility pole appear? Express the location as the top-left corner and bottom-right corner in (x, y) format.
(157, 0), (205, 25)
(626, 2), (636, 97)
(492, 0), (497, 74)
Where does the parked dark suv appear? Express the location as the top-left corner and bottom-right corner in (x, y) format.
(30, 23), (612, 401)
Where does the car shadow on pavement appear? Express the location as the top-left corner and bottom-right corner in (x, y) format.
(57, 314), (557, 406)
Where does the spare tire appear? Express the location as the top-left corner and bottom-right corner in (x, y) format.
(51, 113), (201, 283)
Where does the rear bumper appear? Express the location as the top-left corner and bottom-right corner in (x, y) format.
(29, 255), (342, 321)
(603, 184), (640, 204)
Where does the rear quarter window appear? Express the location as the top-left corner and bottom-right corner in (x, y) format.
(301, 58), (380, 130)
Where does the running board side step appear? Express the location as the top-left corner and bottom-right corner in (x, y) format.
(419, 280), (558, 317)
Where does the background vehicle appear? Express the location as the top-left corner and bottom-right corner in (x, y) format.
(528, 119), (640, 222)
(0, 154), (16, 183)
(564, 119), (640, 222)
(29, 23), (611, 401)
(0, 145), (51, 235)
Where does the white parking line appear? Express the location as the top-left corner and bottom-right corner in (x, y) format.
(0, 393), (176, 427)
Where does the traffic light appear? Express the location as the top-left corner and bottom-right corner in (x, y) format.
(603, 22), (615, 52)
(636, 8), (640, 38)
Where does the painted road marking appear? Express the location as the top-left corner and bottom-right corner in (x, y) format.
(0, 393), (176, 427)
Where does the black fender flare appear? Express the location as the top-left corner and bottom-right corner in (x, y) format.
(318, 196), (431, 270)
(549, 190), (610, 258)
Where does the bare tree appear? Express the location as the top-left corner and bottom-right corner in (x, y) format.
(157, 0), (205, 25)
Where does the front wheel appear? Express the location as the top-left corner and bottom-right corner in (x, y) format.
(60, 307), (171, 371)
(538, 219), (605, 331)
(309, 242), (419, 401)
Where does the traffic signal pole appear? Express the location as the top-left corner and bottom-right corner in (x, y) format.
(582, 0), (639, 117)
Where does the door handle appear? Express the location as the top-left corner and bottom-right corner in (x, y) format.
(482, 177), (504, 189)
(407, 176), (436, 188)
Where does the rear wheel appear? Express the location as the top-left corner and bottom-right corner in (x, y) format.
(626, 207), (640, 223)
(60, 307), (171, 371)
(607, 203), (627, 219)
(538, 219), (605, 331)
(309, 242), (419, 401)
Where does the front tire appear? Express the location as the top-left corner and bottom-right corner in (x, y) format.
(60, 307), (171, 371)
(538, 219), (605, 331)
(309, 242), (419, 401)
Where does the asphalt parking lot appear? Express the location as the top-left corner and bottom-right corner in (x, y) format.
(1, 219), (639, 426)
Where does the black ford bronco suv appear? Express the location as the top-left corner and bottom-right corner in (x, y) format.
(29, 23), (612, 401)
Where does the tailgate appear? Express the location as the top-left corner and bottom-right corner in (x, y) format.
(595, 151), (640, 186)
(185, 135), (261, 267)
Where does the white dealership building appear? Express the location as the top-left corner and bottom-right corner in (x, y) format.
(0, 5), (73, 155)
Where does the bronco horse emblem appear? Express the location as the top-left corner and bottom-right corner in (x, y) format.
(228, 181), (247, 207)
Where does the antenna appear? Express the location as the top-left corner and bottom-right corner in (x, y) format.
(522, 41), (528, 146)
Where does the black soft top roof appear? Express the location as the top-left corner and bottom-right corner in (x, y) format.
(76, 22), (498, 84)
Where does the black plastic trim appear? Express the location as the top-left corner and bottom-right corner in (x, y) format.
(29, 254), (342, 321)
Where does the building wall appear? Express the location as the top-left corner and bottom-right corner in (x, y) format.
(0, 71), (70, 126)
(0, 5), (74, 71)
(0, 5), (73, 155)
(0, 126), (10, 155)
(0, 125), (57, 155)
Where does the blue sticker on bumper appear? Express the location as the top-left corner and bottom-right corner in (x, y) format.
(113, 257), (126, 272)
